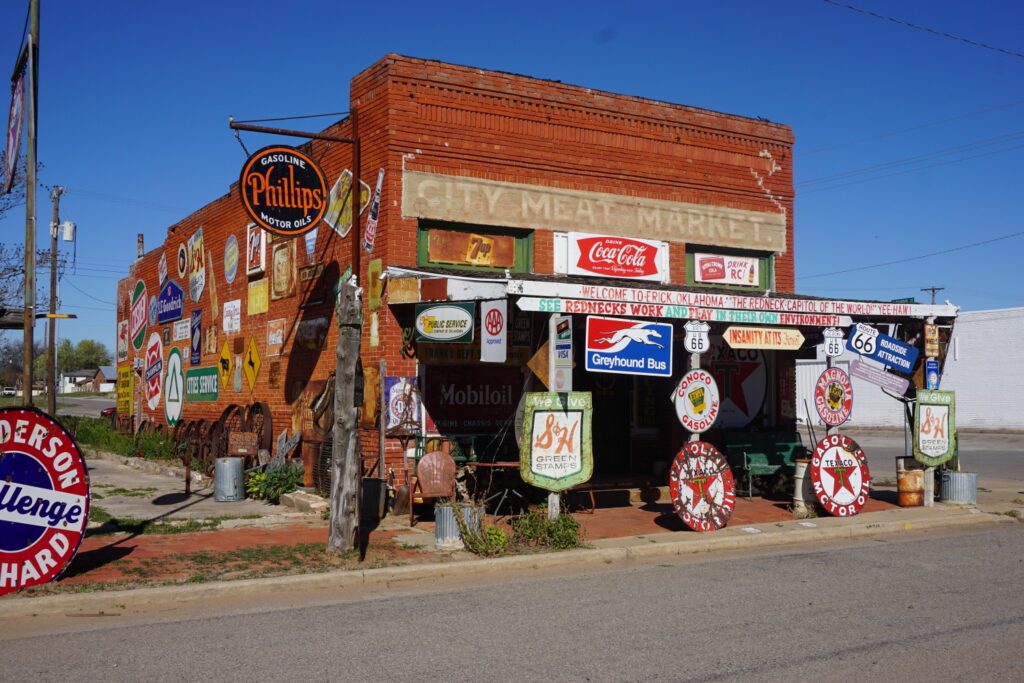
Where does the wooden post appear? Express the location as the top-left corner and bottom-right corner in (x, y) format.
(547, 492), (560, 521)
(328, 279), (363, 553)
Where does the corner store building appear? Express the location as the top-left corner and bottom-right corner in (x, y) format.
(116, 54), (955, 484)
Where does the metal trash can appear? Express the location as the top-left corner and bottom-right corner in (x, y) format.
(434, 503), (481, 550)
(215, 457), (245, 502)
(939, 471), (977, 505)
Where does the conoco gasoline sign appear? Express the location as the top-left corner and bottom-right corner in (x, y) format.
(239, 146), (327, 236)
(810, 433), (871, 516)
(0, 408), (90, 594)
(672, 369), (720, 433)
(669, 441), (736, 532)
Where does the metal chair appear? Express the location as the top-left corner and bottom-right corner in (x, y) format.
(410, 447), (457, 526)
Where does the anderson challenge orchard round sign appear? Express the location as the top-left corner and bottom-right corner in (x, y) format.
(239, 146), (327, 237)
(669, 441), (736, 532)
(0, 408), (90, 595)
(810, 433), (871, 517)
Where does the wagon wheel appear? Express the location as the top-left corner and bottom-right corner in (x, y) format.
(187, 419), (212, 476)
(244, 402), (275, 468)
(173, 420), (192, 466)
(209, 404), (245, 463)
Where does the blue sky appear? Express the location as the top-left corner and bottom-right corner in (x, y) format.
(1, 0), (1022, 350)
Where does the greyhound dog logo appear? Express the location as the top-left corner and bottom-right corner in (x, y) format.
(594, 326), (665, 351)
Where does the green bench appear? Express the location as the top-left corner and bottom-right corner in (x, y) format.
(721, 431), (809, 498)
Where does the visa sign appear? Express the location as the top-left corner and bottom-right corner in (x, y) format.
(585, 316), (673, 377)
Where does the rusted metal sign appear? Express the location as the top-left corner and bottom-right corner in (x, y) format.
(0, 408), (90, 595)
(810, 433), (871, 516)
(814, 367), (853, 427)
(669, 441), (736, 532)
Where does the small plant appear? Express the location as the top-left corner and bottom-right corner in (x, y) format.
(449, 502), (508, 557)
(510, 505), (583, 550)
(245, 464), (303, 504)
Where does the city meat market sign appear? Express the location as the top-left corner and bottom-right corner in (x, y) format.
(240, 146), (327, 236)
(810, 433), (871, 517)
(669, 441), (736, 532)
(403, 170), (786, 252)
(0, 408), (90, 595)
(519, 392), (593, 492)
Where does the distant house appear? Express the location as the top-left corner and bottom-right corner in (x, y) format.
(95, 366), (116, 393)
(59, 369), (96, 394)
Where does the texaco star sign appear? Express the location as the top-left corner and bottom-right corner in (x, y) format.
(810, 433), (871, 516)
(669, 441), (736, 532)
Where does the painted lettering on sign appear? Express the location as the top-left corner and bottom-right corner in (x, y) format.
(669, 441), (736, 532)
(810, 433), (871, 517)
(814, 367), (853, 427)
(585, 316), (673, 377)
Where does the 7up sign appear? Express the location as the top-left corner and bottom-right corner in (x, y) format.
(130, 280), (148, 350)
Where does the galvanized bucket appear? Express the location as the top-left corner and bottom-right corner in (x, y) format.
(434, 502), (481, 550)
(214, 457), (245, 502)
(939, 471), (977, 505)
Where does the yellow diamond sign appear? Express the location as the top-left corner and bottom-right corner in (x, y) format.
(219, 340), (233, 389)
(243, 337), (261, 391)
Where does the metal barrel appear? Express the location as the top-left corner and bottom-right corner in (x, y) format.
(897, 468), (924, 507)
(939, 471), (977, 504)
(214, 457), (245, 502)
(434, 503), (481, 550)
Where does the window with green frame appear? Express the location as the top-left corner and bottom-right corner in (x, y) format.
(685, 246), (773, 292)
(417, 221), (533, 273)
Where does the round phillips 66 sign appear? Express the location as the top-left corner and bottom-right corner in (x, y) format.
(810, 433), (871, 517)
(669, 441), (736, 532)
(814, 367), (853, 426)
(0, 408), (90, 595)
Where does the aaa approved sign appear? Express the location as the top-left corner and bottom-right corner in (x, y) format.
(0, 408), (90, 595)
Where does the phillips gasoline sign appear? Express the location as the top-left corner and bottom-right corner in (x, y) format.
(0, 408), (90, 595)
(239, 146), (327, 237)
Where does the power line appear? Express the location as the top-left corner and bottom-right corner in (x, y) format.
(233, 111), (349, 124)
(823, 1), (1024, 59)
(61, 276), (115, 306)
(798, 230), (1024, 280)
(62, 187), (186, 214)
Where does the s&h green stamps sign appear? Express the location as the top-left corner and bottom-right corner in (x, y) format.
(519, 392), (593, 492)
(913, 389), (956, 466)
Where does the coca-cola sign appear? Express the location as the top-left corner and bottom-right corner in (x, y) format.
(560, 232), (668, 282)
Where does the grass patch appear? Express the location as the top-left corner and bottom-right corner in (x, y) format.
(88, 505), (260, 536)
(103, 487), (159, 498)
(67, 416), (179, 462)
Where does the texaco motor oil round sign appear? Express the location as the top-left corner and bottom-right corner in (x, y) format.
(814, 367), (853, 426)
(668, 441), (736, 532)
(0, 408), (90, 595)
(672, 369), (720, 433)
(810, 433), (871, 516)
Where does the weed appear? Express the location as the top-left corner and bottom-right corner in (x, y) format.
(105, 487), (159, 498)
(245, 464), (303, 504)
(510, 506), (583, 551)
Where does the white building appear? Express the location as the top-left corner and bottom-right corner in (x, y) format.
(796, 308), (1024, 430)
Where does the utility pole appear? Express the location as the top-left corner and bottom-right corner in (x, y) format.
(21, 0), (39, 404)
(47, 186), (64, 415)
(921, 286), (945, 305)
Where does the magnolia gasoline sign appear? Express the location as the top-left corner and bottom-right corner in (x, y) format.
(0, 408), (90, 594)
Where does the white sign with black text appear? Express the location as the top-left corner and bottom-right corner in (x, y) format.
(683, 320), (711, 355)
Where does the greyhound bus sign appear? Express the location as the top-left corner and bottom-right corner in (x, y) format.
(584, 316), (673, 377)
(0, 408), (90, 595)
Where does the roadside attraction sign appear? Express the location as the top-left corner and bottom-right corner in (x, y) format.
(814, 366), (853, 427)
(668, 441), (736, 532)
(846, 323), (919, 374)
(810, 433), (871, 517)
(0, 407), (90, 595)
(516, 297), (851, 328)
(239, 146), (327, 237)
(672, 369), (720, 434)
(724, 326), (805, 350)
(584, 316), (673, 377)
(519, 392), (593, 492)
(913, 389), (956, 467)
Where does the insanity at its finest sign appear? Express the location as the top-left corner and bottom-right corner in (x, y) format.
(814, 367), (853, 427)
(810, 433), (871, 517)
(240, 146), (327, 237)
(914, 389), (956, 467)
(669, 441), (736, 532)
(519, 392), (593, 493)
(0, 408), (90, 595)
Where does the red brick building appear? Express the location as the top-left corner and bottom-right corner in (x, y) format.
(116, 54), (954, 493)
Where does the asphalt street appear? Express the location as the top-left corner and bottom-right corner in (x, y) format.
(2, 524), (1020, 682)
(56, 395), (115, 418)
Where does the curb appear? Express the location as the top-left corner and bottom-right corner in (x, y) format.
(0, 509), (1010, 619)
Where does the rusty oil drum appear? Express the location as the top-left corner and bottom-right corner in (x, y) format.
(897, 468), (924, 507)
